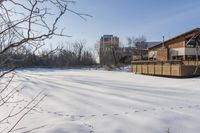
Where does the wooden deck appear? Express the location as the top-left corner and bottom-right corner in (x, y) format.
(132, 61), (200, 78)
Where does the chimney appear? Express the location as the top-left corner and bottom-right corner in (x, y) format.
(162, 36), (165, 48)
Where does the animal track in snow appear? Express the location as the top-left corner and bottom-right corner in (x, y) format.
(32, 104), (200, 122)
(84, 123), (95, 133)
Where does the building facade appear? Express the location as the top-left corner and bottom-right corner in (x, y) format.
(148, 28), (200, 61)
(99, 35), (122, 65)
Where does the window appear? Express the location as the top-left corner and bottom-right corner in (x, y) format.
(104, 38), (111, 42)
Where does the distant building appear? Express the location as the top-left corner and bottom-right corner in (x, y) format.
(99, 35), (122, 65)
(121, 42), (159, 63)
(100, 35), (119, 49)
(99, 35), (160, 65)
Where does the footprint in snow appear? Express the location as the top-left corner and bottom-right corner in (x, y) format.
(58, 113), (63, 116)
(161, 108), (165, 110)
(70, 115), (75, 119)
(24, 100), (29, 103)
(84, 124), (95, 133)
(69, 115), (77, 121)
(25, 78), (30, 80)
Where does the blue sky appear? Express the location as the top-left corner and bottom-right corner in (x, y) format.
(54, 0), (200, 48)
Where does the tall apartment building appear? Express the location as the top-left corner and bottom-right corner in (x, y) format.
(100, 35), (119, 49)
(99, 35), (121, 65)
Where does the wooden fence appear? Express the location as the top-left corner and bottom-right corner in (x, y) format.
(132, 60), (200, 77)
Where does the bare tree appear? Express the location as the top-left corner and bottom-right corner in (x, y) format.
(110, 42), (123, 66)
(94, 41), (100, 59)
(186, 32), (200, 74)
(0, 0), (91, 75)
(96, 40), (123, 66)
(135, 36), (148, 60)
(0, 0), (91, 132)
(135, 36), (147, 49)
(73, 40), (86, 65)
(95, 41), (106, 65)
(0, 0), (3, 4)
(127, 36), (148, 60)
(127, 37), (135, 48)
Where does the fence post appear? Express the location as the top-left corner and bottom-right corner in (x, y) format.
(153, 62), (155, 75)
(170, 61), (172, 76)
(161, 61), (163, 75)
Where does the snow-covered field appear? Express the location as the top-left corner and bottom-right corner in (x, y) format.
(2, 68), (200, 133)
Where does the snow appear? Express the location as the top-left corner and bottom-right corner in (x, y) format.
(1, 68), (200, 133)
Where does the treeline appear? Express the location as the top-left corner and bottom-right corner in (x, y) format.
(1, 41), (96, 68)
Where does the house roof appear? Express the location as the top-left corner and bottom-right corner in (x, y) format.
(146, 42), (161, 48)
(148, 28), (200, 50)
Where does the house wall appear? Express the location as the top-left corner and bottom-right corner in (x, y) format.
(167, 37), (185, 48)
(156, 48), (169, 61)
(148, 37), (186, 60)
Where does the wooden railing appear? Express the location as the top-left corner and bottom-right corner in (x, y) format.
(131, 60), (200, 77)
